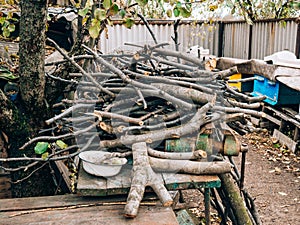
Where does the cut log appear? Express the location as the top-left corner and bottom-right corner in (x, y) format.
(147, 147), (207, 160)
(219, 173), (252, 225)
(149, 157), (232, 175)
(151, 83), (214, 104)
(124, 142), (173, 218)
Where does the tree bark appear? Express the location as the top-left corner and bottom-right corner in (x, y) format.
(151, 83), (214, 104)
(149, 157), (232, 174)
(0, 90), (55, 197)
(124, 142), (173, 218)
(219, 173), (252, 225)
(19, 0), (47, 113)
(147, 147), (207, 160)
(0, 90), (31, 141)
(2, 0), (56, 197)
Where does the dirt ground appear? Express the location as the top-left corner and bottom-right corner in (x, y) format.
(241, 130), (300, 225)
(182, 130), (300, 225)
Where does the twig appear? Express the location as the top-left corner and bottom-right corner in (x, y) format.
(91, 110), (143, 126)
(11, 162), (48, 184)
(137, 13), (158, 44)
(20, 122), (97, 150)
(47, 38), (114, 97)
(46, 103), (95, 125)
(83, 44), (195, 110)
(46, 72), (78, 84)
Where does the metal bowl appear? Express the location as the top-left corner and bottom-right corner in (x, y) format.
(79, 151), (127, 177)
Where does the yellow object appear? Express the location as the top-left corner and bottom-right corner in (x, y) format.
(228, 73), (242, 91)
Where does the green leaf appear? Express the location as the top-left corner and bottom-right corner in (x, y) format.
(103, 0), (112, 9)
(0, 67), (18, 80)
(110, 3), (119, 15)
(2, 28), (10, 38)
(7, 23), (15, 32)
(89, 19), (101, 39)
(179, 7), (191, 18)
(176, 1), (182, 7)
(231, 7), (235, 15)
(56, 140), (68, 149)
(123, 18), (134, 29)
(119, 9), (126, 18)
(173, 7), (180, 17)
(136, 0), (148, 6)
(78, 7), (89, 17)
(34, 142), (49, 155)
(0, 17), (5, 24)
(94, 8), (107, 20)
(41, 152), (49, 160)
(166, 9), (172, 17)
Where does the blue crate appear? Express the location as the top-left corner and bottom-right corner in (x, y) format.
(251, 74), (300, 105)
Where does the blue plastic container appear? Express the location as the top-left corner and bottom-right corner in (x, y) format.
(251, 74), (300, 105)
(4, 82), (19, 101)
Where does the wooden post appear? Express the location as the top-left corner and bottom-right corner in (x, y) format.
(218, 21), (224, 58)
(204, 188), (211, 225)
(295, 19), (300, 59)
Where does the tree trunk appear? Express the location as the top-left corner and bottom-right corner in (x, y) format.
(3, 0), (56, 197)
(0, 90), (55, 197)
(19, 0), (47, 114)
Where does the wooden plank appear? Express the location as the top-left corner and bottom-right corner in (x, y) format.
(0, 175), (11, 199)
(77, 164), (108, 196)
(0, 195), (127, 212)
(106, 165), (132, 195)
(54, 160), (72, 192)
(162, 173), (221, 190)
(0, 203), (178, 225)
(0, 193), (178, 213)
(273, 129), (297, 153)
(265, 106), (300, 128)
(77, 163), (220, 196)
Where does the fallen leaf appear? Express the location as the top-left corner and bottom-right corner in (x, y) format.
(274, 167), (281, 174)
(278, 192), (288, 196)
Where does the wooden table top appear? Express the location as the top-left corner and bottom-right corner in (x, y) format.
(77, 163), (221, 196)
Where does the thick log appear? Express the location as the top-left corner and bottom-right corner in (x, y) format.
(219, 173), (252, 225)
(149, 157), (232, 174)
(147, 147), (207, 160)
(151, 83), (214, 104)
(124, 142), (173, 218)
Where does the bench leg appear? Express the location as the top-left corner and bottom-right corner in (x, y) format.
(204, 188), (211, 225)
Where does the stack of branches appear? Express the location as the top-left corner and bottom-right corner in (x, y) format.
(17, 40), (265, 220)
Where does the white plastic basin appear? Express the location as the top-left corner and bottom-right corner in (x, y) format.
(79, 151), (127, 177)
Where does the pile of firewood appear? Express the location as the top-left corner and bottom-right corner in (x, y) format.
(22, 40), (265, 220)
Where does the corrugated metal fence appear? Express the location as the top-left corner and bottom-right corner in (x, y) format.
(98, 20), (220, 56)
(98, 18), (300, 60)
